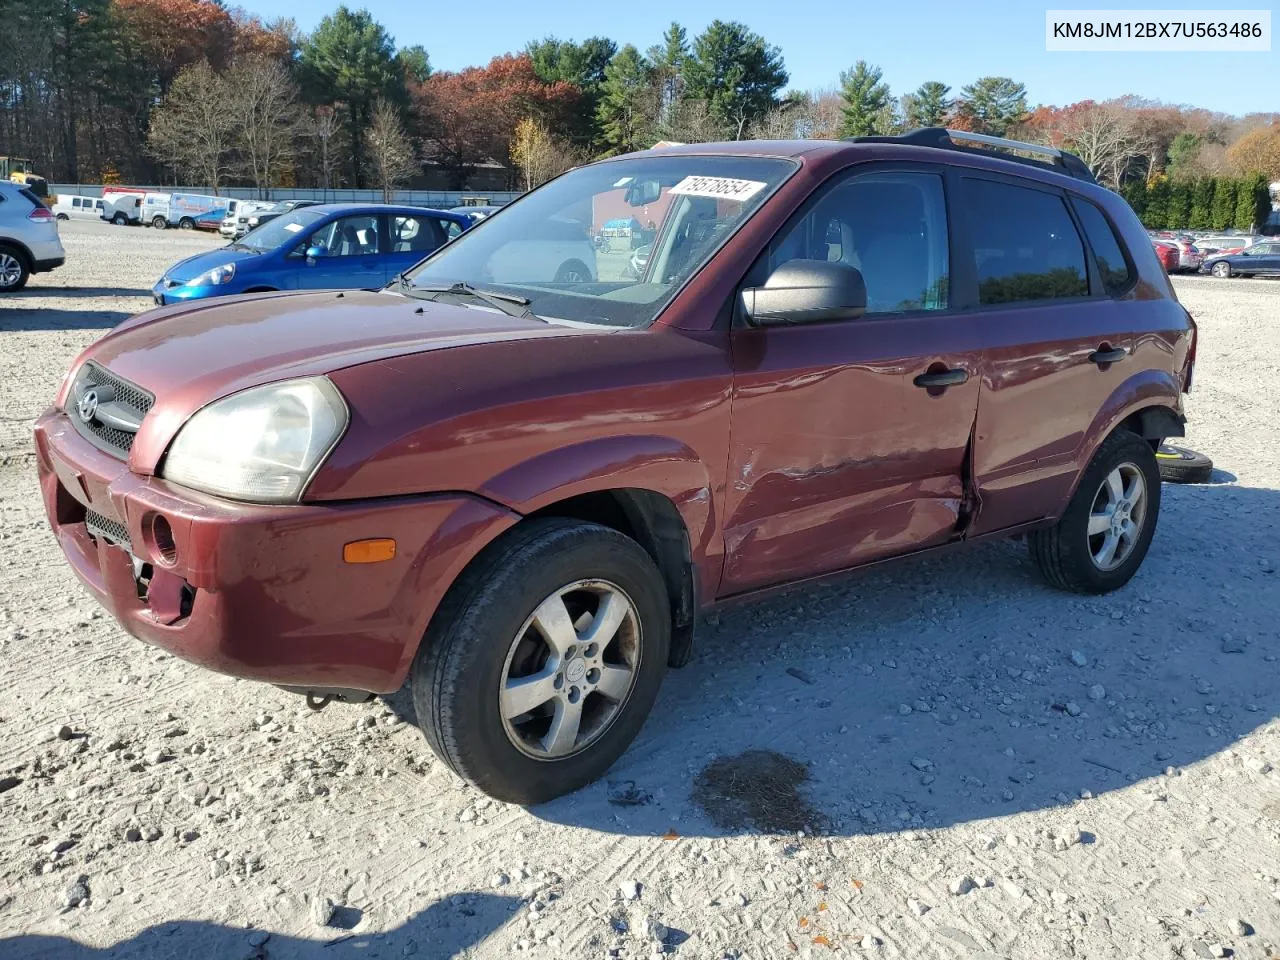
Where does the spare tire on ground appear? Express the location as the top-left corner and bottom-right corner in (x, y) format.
(1156, 444), (1214, 483)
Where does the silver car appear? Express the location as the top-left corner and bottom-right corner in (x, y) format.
(0, 180), (65, 292)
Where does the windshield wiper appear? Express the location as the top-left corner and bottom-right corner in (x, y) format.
(405, 281), (540, 320)
(229, 242), (254, 252)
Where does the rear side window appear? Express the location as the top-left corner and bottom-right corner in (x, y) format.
(962, 179), (1088, 305)
(1071, 197), (1134, 295)
(18, 188), (43, 208)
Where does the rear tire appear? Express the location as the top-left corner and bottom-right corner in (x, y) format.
(554, 260), (592, 283)
(412, 518), (670, 804)
(1210, 262), (1231, 278)
(0, 244), (30, 292)
(112, 213), (127, 225)
(1030, 430), (1161, 594)
(152, 217), (167, 230)
(56, 213), (68, 221)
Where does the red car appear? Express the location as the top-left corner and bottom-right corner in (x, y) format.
(35, 129), (1195, 802)
(1152, 239), (1181, 273)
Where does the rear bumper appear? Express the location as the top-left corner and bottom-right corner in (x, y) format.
(33, 256), (65, 273)
(34, 409), (520, 693)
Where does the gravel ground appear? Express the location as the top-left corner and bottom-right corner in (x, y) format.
(1, 221), (1279, 960)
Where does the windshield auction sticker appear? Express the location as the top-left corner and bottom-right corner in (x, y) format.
(669, 176), (767, 203)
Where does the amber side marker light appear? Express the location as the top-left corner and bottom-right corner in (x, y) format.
(343, 539), (397, 564)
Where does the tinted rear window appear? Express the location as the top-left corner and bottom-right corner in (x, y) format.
(962, 179), (1089, 305)
(18, 188), (43, 208)
(1071, 197), (1134, 295)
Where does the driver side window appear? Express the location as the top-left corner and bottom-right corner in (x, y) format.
(765, 171), (950, 315)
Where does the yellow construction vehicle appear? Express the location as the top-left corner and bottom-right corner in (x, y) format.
(0, 157), (49, 198)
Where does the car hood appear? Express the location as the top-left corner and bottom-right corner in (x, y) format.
(81, 290), (592, 473)
(163, 247), (264, 282)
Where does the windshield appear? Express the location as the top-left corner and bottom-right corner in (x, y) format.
(403, 155), (794, 327)
(239, 209), (325, 251)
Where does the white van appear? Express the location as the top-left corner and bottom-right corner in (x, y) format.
(141, 193), (171, 229)
(101, 194), (142, 225)
(52, 195), (106, 221)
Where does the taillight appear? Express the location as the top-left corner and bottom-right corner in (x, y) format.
(28, 206), (53, 222)
(1184, 313), (1197, 393)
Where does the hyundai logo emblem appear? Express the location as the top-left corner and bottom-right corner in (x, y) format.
(77, 389), (99, 424)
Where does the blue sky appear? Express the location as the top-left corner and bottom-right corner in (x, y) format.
(252, 0), (1278, 114)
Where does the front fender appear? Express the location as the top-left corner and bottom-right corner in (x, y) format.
(478, 434), (722, 593)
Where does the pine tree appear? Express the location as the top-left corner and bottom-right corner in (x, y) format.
(1235, 173), (1269, 231)
(1143, 178), (1170, 230)
(597, 45), (655, 155)
(1188, 178), (1213, 230)
(1211, 178), (1237, 231)
(837, 61), (891, 138)
(1120, 180), (1148, 220)
(904, 81), (950, 128)
(683, 20), (787, 140)
(1166, 179), (1192, 230)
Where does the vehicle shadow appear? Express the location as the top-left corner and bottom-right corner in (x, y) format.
(391, 480), (1280, 837)
(0, 309), (129, 331)
(0, 891), (521, 959)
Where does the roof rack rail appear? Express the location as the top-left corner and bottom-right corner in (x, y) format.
(845, 127), (1097, 185)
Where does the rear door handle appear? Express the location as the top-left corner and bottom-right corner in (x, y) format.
(1089, 347), (1127, 365)
(913, 369), (970, 389)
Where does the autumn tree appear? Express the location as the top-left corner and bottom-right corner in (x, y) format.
(793, 90), (843, 140)
(367, 97), (417, 200)
(1227, 125), (1280, 179)
(114, 0), (235, 93)
(527, 35), (616, 144)
(510, 117), (582, 190)
(682, 20), (787, 140)
(147, 60), (235, 190)
(838, 60), (891, 138)
(300, 6), (402, 187)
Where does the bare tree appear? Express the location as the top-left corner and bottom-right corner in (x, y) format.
(147, 62), (236, 192)
(231, 55), (301, 196)
(366, 97), (418, 201)
(794, 89), (843, 140)
(311, 104), (340, 198)
(749, 106), (798, 140)
(663, 99), (721, 144)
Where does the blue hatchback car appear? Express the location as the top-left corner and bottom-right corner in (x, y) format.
(152, 203), (472, 304)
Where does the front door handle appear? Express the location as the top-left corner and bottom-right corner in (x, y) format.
(1089, 346), (1127, 365)
(913, 369), (969, 389)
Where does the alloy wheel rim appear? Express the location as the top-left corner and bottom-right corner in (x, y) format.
(499, 579), (641, 761)
(0, 253), (20, 287)
(1087, 463), (1147, 571)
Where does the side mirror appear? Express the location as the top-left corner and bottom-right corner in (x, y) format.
(624, 179), (662, 207)
(741, 259), (867, 326)
(305, 246), (325, 264)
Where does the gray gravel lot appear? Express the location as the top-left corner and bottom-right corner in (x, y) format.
(1, 220), (1279, 959)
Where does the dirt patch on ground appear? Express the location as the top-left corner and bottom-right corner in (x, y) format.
(692, 750), (829, 834)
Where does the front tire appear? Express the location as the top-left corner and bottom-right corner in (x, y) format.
(554, 260), (591, 283)
(152, 216), (167, 230)
(1211, 261), (1231, 278)
(413, 518), (670, 804)
(1030, 430), (1161, 594)
(179, 218), (194, 230)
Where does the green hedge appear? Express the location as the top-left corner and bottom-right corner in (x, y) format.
(1123, 176), (1271, 232)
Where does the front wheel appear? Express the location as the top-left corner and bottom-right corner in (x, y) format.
(178, 218), (194, 230)
(1029, 430), (1161, 594)
(56, 213), (68, 221)
(1210, 262), (1231, 279)
(412, 518), (670, 804)
(152, 216), (167, 230)
(554, 260), (591, 283)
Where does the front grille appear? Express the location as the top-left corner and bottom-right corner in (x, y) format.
(69, 362), (154, 457)
(85, 510), (131, 551)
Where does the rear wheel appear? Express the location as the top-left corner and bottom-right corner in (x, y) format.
(0, 245), (30, 292)
(1210, 261), (1231, 278)
(554, 260), (591, 283)
(152, 216), (167, 230)
(1030, 430), (1161, 594)
(56, 213), (68, 221)
(112, 213), (127, 225)
(412, 518), (670, 804)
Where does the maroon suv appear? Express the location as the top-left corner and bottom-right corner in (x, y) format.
(36, 129), (1195, 803)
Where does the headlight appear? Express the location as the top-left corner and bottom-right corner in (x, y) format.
(163, 378), (349, 503)
(187, 263), (236, 286)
